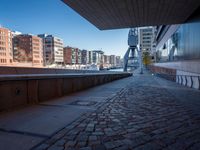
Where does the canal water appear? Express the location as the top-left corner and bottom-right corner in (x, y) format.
(109, 68), (123, 72)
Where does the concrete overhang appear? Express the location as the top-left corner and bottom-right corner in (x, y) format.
(62, 0), (200, 30)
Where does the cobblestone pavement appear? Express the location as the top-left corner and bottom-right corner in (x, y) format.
(33, 74), (200, 150)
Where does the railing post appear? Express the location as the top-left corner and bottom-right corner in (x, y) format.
(185, 75), (187, 86)
(181, 75), (183, 85)
(190, 76), (193, 88)
(177, 75), (179, 83)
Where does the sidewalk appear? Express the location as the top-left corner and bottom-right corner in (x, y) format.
(0, 71), (200, 150)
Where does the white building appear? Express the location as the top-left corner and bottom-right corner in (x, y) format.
(110, 55), (116, 67)
(92, 50), (104, 65)
(38, 34), (64, 65)
(88, 51), (93, 64)
(12, 31), (22, 37)
(116, 56), (121, 67)
(139, 27), (155, 54)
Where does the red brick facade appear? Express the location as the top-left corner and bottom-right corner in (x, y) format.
(0, 27), (13, 66)
(13, 35), (44, 67)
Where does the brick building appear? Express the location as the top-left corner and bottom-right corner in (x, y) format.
(13, 34), (43, 67)
(63, 46), (76, 64)
(0, 27), (13, 66)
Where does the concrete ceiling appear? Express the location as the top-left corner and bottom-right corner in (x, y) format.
(62, 0), (200, 30)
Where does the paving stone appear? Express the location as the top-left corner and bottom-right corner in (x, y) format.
(89, 135), (98, 141)
(92, 144), (106, 150)
(77, 141), (87, 148)
(114, 145), (129, 150)
(67, 134), (78, 139)
(88, 140), (101, 146)
(33, 143), (49, 150)
(65, 141), (77, 147)
(77, 135), (88, 142)
(54, 139), (66, 146)
(33, 73), (200, 150)
(104, 141), (116, 149)
(92, 131), (104, 136)
(188, 142), (200, 150)
(134, 142), (161, 150)
(47, 145), (63, 150)
(79, 147), (92, 150)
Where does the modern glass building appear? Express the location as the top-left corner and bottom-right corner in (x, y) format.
(155, 7), (200, 76)
(157, 23), (200, 61)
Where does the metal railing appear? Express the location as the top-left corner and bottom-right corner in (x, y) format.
(154, 73), (200, 90)
(176, 75), (200, 89)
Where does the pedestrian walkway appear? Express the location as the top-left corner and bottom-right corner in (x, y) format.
(0, 71), (200, 150)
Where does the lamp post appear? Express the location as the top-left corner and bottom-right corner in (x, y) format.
(137, 44), (143, 74)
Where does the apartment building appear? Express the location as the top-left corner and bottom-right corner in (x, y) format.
(81, 49), (89, 65)
(139, 27), (155, 53)
(76, 48), (82, 64)
(103, 55), (109, 64)
(13, 34), (43, 67)
(92, 50), (104, 65)
(63, 46), (77, 64)
(0, 27), (13, 66)
(110, 55), (116, 67)
(116, 56), (121, 67)
(38, 34), (64, 65)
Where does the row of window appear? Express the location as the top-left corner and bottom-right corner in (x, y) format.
(32, 47), (41, 50)
(0, 59), (7, 63)
(142, 37), (151, 40)
(0, 31), (6, 35)
(33, 55), (40, 58)
(142, 41), (151, 44)
(0, 36), (6, 40)
(0, 41), (6, 45)
(142, 29), (153, 32)
(33, 51), (40, 54)
(32, 43), (40, 46)
(142, 33), (152, 36)
(32, 39), (40, 43)
(33, 60), (43, 63)
(141, 44), (151, 47)
(0, 52), (6, 56)
(0, 47), (6, 50)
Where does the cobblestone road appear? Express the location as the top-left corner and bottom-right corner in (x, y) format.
(33, 74), (200, 150)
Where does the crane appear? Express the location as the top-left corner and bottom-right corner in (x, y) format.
(123, 28), (143, 74)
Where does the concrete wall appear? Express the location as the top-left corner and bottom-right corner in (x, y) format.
(0, 73), (131, 112)
(148, 64), (200, 90)
(152, 60), (200, 74)
(148, 64), (176, 81)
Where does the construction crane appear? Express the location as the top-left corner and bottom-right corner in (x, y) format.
(123, 28), (143, 74)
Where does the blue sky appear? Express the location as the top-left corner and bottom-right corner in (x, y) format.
(0, 0), (129, 57)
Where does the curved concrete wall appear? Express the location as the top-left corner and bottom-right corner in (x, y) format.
(0, 73), (132, 112)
